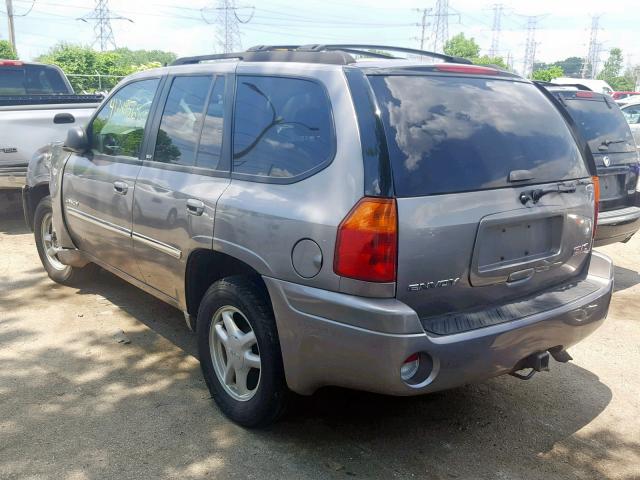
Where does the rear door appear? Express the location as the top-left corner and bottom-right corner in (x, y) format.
(369, 74), (594, 322)
(558, 93), (638, 212)
(132, 74), (230, 302)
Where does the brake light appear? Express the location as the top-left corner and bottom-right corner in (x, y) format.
(576, 91), (594, 98)
(334, 197), (397, 283)
(436, 64), (498, 75)
(592, 176), (600, 238)
(0, 59), (23, 66)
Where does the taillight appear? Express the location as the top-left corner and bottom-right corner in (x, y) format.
(576, 91), (594, 98)
(334, 197), (397, 283)
(592, 176), (600, 238)
(0, 59), (23, 66)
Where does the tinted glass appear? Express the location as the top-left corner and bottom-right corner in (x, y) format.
(0, 65), (70, 95)
(369, 75), (588, 197)
(562, 98), (636, 154)
(197, 76), (226, 169)
(154, 76), (212, 166)
(233, 76), (334, 178)
(621, 105), (640, 125)
(91, 79), (159, 158)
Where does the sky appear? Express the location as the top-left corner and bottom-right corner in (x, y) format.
(2, 0), (639, 76)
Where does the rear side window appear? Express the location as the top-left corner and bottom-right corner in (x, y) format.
(561, 98), (636, 154)
(232, 75), (334, 179)
(154, 75), (212, 166)
(622, 104), (640, 125)
(0, 65), (70, 95)
(369, 75), (588, 197)
(197, 76), (226, 170)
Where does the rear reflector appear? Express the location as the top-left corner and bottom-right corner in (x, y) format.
(400, 353), (420, 381)
(0, 59), (23, 66)
(436, 64), (499, 75)
(334, 197), (397, 283)
(576, 91), (594, 98)
(592, 176), (600, 238)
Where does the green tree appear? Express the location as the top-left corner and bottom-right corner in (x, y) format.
(0, 40), (17, 59)
(553, 57), (583, 77)
(443, 33), (480, 59)
(532, 65), (564, 82)
(598, 48), (624, 81)
(36, 43), (175, 93)
(443, 33), (509, 70)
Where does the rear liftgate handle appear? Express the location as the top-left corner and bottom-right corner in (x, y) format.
(186, 198), (205, 216)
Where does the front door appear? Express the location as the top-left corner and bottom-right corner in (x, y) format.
(63, 78), (161, 277)
(132, 74), (230, 302)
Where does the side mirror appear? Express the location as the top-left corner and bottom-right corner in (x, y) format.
(64, 126), (89, 153)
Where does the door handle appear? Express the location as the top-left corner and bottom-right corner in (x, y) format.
(186, 199), (205, 216)
(113, 181), (129, 195)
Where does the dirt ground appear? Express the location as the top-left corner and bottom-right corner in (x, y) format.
(0, 192), (639, 480)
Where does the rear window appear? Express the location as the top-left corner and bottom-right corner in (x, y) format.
(0, 65), (71, 95)
(369, 75), (588, 197)
(560, 97), (636, 154)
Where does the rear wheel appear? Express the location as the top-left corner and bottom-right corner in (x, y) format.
(197, 276), (288, 427)
(34, 196), (97, 285)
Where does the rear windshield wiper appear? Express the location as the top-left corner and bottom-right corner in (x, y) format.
(598, 138), (627, 151)
(519, 184), (576, 205)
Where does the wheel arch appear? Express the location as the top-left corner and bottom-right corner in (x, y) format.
(24, 182), (51, 231)
(185, 249), (272, 322)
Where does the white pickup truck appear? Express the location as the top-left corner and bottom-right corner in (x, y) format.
(0, 60), (102, 191)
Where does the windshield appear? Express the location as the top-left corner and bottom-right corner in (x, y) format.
(369, 75), (588, 197)
(0, 65), (72, 95)
(561, 98), (635, 154)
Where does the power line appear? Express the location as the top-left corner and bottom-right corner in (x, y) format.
(77, 0), (133, 51)
(489, 3), (505, 57)
(201, 0), (254, 53)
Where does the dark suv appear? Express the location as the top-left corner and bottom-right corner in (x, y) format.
(24, 45), (614, 427)
(543, 84), (640, 246)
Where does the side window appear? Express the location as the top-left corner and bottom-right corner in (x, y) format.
(232, 75), (334, 179)
(197, 76), (226, 170)
(91, 79), (159, 158)
(153, 75), (212, 166)
(622, 106), (640, 125)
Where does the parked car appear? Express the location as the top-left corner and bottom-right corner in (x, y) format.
(543, 84), (640, 246)
(612, 91), (640, 103)
(551, 77), (614, 96)
(620, 98), (640, 146)
(24, 45), (613, 427)
(0, 60), (101, 191)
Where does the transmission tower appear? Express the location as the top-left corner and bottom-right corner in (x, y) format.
(522, 16), (541, 78)
(415, 8), (431, 50)
(430, 0), (459, 53)
(201, 0), (254, 53)
(489, 4), (505, 57)
(581, 15), (602, 79)
(78, 0), (132, 51)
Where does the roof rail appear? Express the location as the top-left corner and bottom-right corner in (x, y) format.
(172, 44), (473, 66)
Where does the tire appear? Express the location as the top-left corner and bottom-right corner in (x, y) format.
(34, 196), (98, 285)
(197, 275), (289, 427)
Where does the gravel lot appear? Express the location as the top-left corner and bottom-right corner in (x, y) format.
(1, 193), (639, 480)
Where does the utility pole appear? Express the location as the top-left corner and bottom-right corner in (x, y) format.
(489, 3), (505, 58)
(581, 15), (601, 79)
(78, 0), (133, 52)
(522, 16), (542, 78)
(429, 0), (459, 53)
(201, 0), (254, 53)
(5, 0), (16, 52)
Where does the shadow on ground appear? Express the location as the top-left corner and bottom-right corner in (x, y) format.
(1, 197), (636, 480)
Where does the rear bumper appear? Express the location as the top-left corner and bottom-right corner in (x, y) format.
(0, 165), (27, 189)
(594, 206), (640, 246)
(264, 252), (613, 396)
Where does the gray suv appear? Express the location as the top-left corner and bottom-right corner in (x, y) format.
(24, 45), (614, 427)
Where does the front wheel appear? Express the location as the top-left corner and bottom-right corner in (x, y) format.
(197, 276), (289, 427)
(34, 196), (97, 285)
